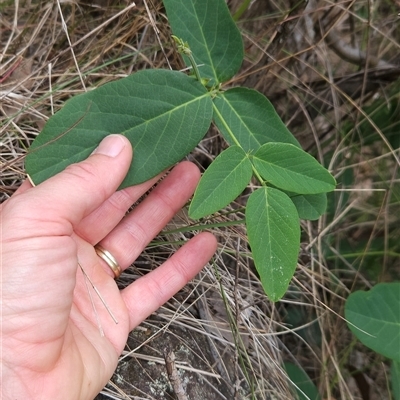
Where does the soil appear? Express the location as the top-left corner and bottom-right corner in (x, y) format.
(95, 315), (234, 399)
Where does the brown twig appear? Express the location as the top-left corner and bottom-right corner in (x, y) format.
(164, 348), (188, 400)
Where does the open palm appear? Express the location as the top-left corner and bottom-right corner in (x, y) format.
(1, 135), (217, 399)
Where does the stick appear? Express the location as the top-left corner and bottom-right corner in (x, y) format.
(164, 348), (188, 400)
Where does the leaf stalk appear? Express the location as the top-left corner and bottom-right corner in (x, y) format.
(212, 102), (266, 186)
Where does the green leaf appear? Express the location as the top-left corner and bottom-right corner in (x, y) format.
(290, 193), (327, 220)
(213, 88), (300, 152)
(392, 360), (400, 400)
(246, 187), (300, 301)
(345, 282), (400, 362)
(25, 70), (213, 188)
(164, 0), (243, 84)
(189, 146), (252, 219)
(284, 362), (321, 400)
(253, 143), (336, 194)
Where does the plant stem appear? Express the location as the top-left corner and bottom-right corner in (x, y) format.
(232, 0), (252, 21)
(162, 218), (246, 235)
(172, 35), (202, 82)
(212, 102), (266, 185)
(186, 51), (202, 82)
(212, 102), (242, 147)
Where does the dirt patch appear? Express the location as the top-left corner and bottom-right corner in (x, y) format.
(96, 316), (234, 399)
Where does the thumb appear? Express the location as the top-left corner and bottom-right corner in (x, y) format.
(6, 135), (133, 237)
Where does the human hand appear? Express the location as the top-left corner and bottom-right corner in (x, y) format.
(1, 135), (217, 399)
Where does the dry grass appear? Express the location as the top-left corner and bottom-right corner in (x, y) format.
(1, 0), (399, 399)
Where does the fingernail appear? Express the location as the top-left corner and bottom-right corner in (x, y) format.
(93, 135), (125, 157)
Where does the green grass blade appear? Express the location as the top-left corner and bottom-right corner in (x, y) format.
(253, 143), (336, 194)
(164, 0), (243, 84)
(189, 146), (252, 219)
(25, 70), (212, 188)
(246, 187), (300, 301)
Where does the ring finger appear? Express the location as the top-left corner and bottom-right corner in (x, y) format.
(95, 161), (200, 274)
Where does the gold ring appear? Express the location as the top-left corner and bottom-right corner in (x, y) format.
(94, 244), (122, 279)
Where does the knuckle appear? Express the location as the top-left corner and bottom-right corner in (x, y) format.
(63, 162), (108, 198)
(64, 161), (99, 182)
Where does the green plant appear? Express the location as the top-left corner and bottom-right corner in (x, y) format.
(345, 282), (400, 398)
(284, 362), (320, 400)
(25, 0), (335, 301)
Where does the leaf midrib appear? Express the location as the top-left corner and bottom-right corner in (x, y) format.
(185, 1), (219, 83)
(253, 155), (332, 186)
(33, 91), (211, 176)
(219, 93), (262, 149)
(197, 156), (249, 206)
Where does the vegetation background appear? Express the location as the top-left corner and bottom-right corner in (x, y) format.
(1, 0), (399, 399)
